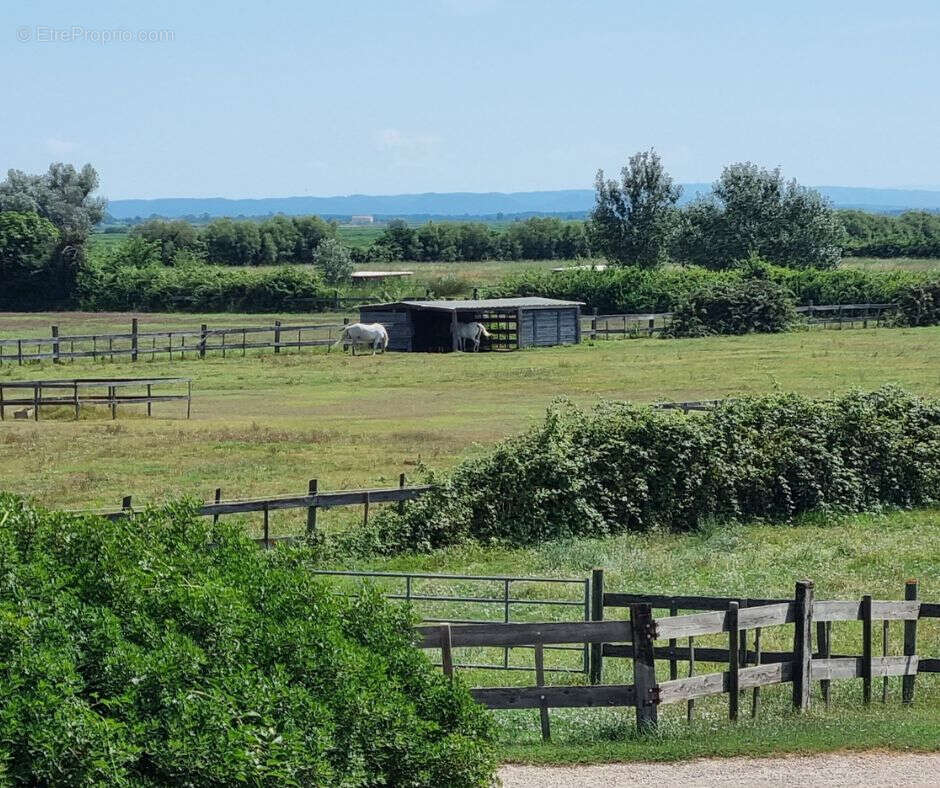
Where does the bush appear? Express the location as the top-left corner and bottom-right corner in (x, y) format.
(895, 280), (940, 326)
(79, 260), (325, 312)
(314, 237), (354, 284)
(666, 277), (797, 336)
(357, 388), (940, 554)
(489, 262), (936, 321)
(0, 498), (496, 785)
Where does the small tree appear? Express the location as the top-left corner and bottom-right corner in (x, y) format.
(314, 238), (353, 283)
(678, 163), (844, 269)
(590, 149), (681, 267)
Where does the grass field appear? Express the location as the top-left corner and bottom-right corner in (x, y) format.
(841, 256), (940, 274)
(1, 313), (938, 760)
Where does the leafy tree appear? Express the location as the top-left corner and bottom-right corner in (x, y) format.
(131, 219), (204, 265)
(0, 163), (105, 305)
(590, 149), (681, 267)
(314, 237), (354, 283)
(202, 218), (261, 265)
(0, 211), (59, 279)
(678, 163), (844, 269)
(0, 163), (105, 248)
(370, 220), (421, 261)
(291, 215), (335, 261)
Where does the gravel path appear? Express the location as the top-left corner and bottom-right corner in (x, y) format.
(499, 751), (940, 787)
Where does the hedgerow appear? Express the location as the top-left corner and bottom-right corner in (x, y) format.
(77, 261), (325, 312)
(0, 498), (496, 785)
(358, 388), (940, 554)
(666, 277), (797, 336)
(486, 263), (940, 332)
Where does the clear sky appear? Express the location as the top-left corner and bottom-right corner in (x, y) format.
(3, 0), (939, 199)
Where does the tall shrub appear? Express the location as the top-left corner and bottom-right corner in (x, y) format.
(358, 388), (940, 554)
(0, 498), (496, 785)
(666, 277), (797, 336)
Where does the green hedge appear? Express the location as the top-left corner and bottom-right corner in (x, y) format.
(666, 277), (797, 336)
(0, 498), (495, 785)
(487, 263), (940, 330)
(78, 263), (325, 312)
(357, 388), (940, 554)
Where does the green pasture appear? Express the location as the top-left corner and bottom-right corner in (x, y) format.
(1, 312), (938, 760)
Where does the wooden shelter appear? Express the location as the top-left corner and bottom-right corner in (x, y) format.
(359, 297), (584, 352)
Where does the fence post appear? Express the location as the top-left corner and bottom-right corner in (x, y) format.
(902, 580), (918, 703)
(51, 325), (60, 364)
(306, 479), (318, 536)
(751, 627), (762, 718)
(263, 503), (270, 550)
(213, 487), (222, 525)
(131, 318), (138, 362)
(589, 568), (604, 684)
(334, 290), (340, 309)
(440, 624), (454, 678)
(817, 620), (831, 709)
(534, 637), (550, 741)
(728, 601), (740, 721)
(200, 324), (208, 359)
(862, 594), (873, 704)
(398, 473), (406, 516)
(122, 495), (132, 512)
(274, 320), (281, 354)
(630, 603), (658, 731)
(472, 287), (479, 300)
(791, 579), (814, 712)
(591, 307), (598, 339)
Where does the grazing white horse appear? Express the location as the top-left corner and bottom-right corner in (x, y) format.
(452, 321), (491, 352)
(331, 323), (389, 355)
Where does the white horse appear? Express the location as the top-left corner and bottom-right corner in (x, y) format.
(331, 323), (389, 355)
(452, 321), (491, 352)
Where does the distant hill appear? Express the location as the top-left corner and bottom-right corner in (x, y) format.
(106, 185), (940, 220)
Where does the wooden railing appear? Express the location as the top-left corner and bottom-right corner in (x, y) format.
(0, 377), (191, 420)
(0, 319), (348, 365)
(71, 476), (432, 547)
(580, 302), (900, 339)
(416, 578), (937, 740)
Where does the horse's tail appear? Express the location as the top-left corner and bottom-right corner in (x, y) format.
(330, 326), (350, 353)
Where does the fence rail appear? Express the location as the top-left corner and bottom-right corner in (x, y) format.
(321, 570), (591, 674)
(0, 377), (191, 420)
(0, 319), (351, 365)
(581, 302), (900, 339)
(71, 476), (431, 547)
(414, 575), (936, 740)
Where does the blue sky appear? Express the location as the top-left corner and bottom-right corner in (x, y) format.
(3, 1), (939, 199)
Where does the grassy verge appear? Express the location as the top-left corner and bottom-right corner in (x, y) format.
(497, 705), (940, 763)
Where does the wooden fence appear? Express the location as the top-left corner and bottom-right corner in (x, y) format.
(581, 302), (899, 339)
(416, 576), (937, 740)
(0, 377), (191, 420)
(73, 475), (432, 547)
(0, 319), (349, 365)
(313, 569), (592, 674)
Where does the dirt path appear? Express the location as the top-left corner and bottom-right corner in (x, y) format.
(500, 751), (940, 787)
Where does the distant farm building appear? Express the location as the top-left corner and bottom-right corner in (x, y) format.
(350, 270), (413, 282)
(349, 215), (374, 225)
(359, 297), (584, 352)
(551, 263), (608, 272)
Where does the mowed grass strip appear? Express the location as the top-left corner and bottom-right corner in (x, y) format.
(1, 324), (939, 517)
